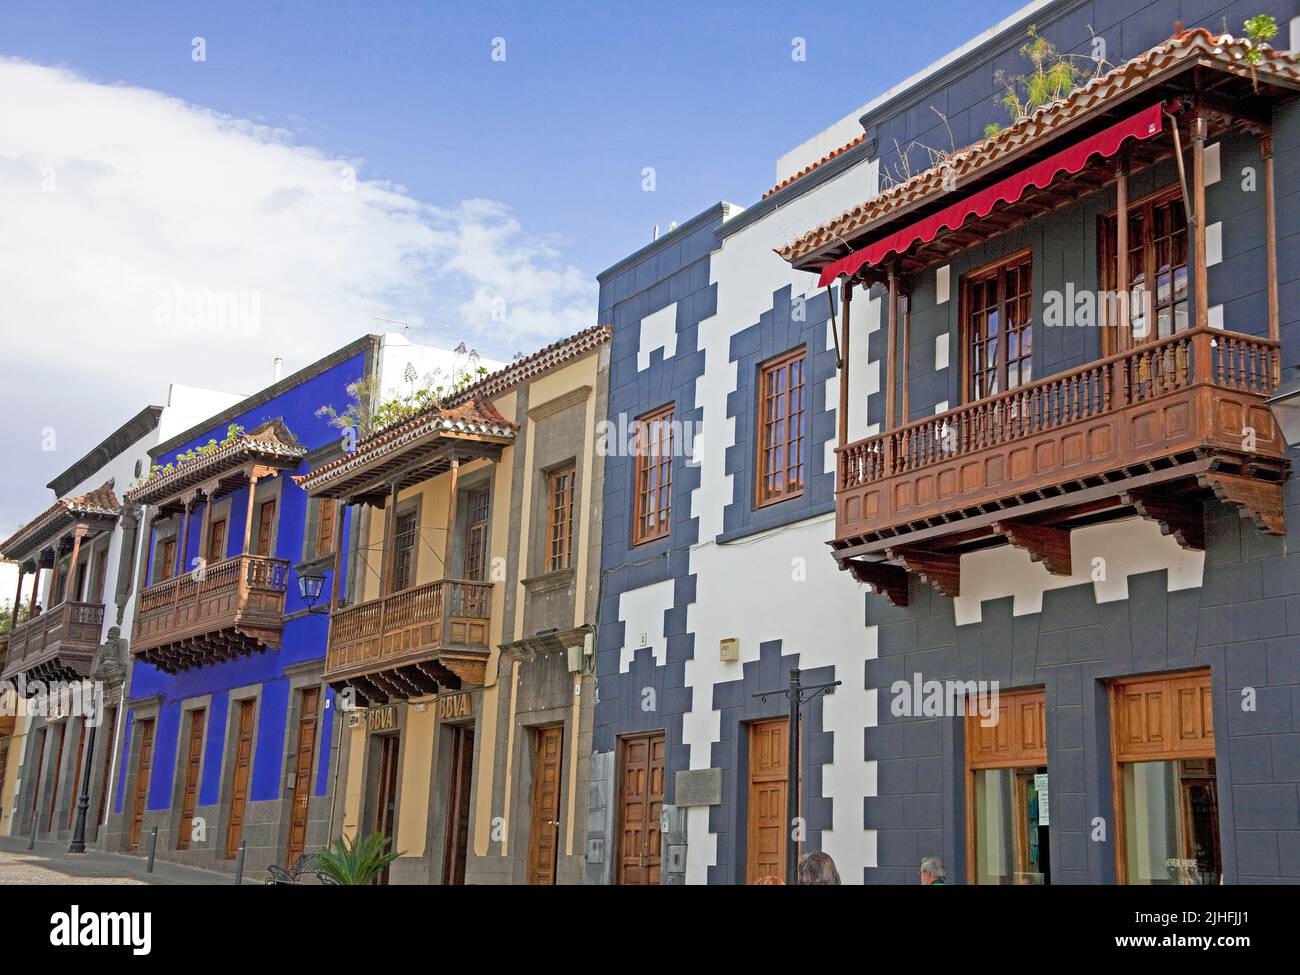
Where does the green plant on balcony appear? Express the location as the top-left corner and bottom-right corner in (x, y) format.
(140, 422), (247, 483)
(317, 344), (489, 440)
(316, 832), (402, 885)
(984, 26), (1105, 139)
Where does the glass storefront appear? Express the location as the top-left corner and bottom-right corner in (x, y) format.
(972, 766), (1050, 884)
(1121, 758), (1221, 885)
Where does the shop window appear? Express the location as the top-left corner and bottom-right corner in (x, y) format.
(1111, 670), (1219, 884)
(966, 687), (1049, 885)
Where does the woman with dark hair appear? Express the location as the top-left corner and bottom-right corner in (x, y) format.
(797, 851), (840, 885)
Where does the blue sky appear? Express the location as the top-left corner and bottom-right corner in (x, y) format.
(2, 0), (1016, 277)
(0, 0), (1020, 534)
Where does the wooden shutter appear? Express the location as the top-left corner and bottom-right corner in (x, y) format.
(632, 406), (673, 545)
(1113, 670), (1213, 763)
(967, 687), (1047, 769)
(255, 500), (277, 557)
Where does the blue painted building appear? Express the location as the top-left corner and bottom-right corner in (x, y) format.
(102, 338), (379, 873)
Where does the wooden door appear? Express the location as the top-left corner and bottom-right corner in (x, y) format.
(224, 700), (256, 860)
(617, 732), (665, 885)
(285, 688), (320, 866)
(46, 722), (66, 832)
(207, 518), (227, 564)
(159, 538), (177, 581)
(175, 709), (206, 850)
(27, 727), (47, 830)
(441, 725), (475, 885)
(129, 718), (155, 851)
(526, 725), (564, 885)
(747, 718), (789, 883)
(374, 734), (401, 885)
(92, 549), (109, 602)
(255, 500), (277, 557)
(65, 721), (87, 830)
(95, 707), (118, 829)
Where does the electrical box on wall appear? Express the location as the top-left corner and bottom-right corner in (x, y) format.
(719, 637), (739, 662)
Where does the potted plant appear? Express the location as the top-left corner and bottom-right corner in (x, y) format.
(316, 833), (401, 886)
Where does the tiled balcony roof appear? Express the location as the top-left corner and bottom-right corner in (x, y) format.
(0, 482), (120, 562)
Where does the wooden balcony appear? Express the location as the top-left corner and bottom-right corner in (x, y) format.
(1, 601), (104, 684)
(133, 554), (289, 673)
(325, 578), (493, 702)
(834, 327), (1288, 604)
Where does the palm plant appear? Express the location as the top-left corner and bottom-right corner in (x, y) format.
(316, 833), (401, 886)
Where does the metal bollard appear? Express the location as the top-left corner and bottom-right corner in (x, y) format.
(234, 840), (246, 885)
(146, 826), (159, 873)
(27, 813), (38, 851)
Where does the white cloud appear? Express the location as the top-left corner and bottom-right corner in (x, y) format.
(0, 58), (596, 527)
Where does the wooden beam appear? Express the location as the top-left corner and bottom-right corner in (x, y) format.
(843, 559), (909, 607)
(1192, 111), (1209, 330)
(885, 264), (898, 431)
(1123, 487), (1205, 551)
(888, 546), (960, 598)
(1198, 471), (1286, 537)
(838, 280), (853, 447)
(994, 520), (1073, 575)
(1262, 132), (1279, 361)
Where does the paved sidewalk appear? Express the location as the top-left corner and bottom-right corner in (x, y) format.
(0, 836), (237, 885)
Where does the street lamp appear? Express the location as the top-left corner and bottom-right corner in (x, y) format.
(297, 567), (329, 614)
(1266, 373), (1300, 448)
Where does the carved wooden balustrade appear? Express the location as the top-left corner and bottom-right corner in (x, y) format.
(325, 578), (493, 700)
(133, 554), (289, 672)
(0, 601), (104, 683)
(834, 327), (1287, 603)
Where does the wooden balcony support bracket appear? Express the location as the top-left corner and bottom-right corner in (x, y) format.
(888, 547), (961, 599)
(842, 558), (909, 607)
(1122, 487), (1205, 551)
(993, 520), (1073, 576)
(1198, 470), (1286, 537)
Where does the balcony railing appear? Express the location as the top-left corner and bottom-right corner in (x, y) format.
(835, 326), (1285, 552)
(326, 578), (493, 691)
(0, 601), (104, 682)
(133, 554), (289, 670)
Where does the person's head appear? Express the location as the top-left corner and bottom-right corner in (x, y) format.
(752, 874), (785, 885)
(920, 856), (946, 885)
(797, 851), (841, 885)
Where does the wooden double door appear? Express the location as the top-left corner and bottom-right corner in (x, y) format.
(617, 731), (665, 885)
(441, 725), (474, 885)
(373, 733), (401, 885)
(285, 688), (320, 866)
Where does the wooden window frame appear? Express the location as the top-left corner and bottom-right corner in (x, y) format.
(91, 546), (109, 603)
(463, 487), (490, 582)
(631, 405), (674, 546)
(545, 464), (576, 572)
(963, 686), (1048, 885)
(1099, 183), (1189, 355)
(254, 498), (278, 558)
(207, 517), (228, 566)
(1107, 668), (1215, 885)
(755, 347), (807, 508)
(314, 499), (337, 558)
(390, 507), (419, 594)
(960, 247), (1035, 404)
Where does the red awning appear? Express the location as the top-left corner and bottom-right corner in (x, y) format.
(817, 102), (1166, 287)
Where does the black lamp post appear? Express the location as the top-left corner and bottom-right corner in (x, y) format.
(297, 567), (330, 615)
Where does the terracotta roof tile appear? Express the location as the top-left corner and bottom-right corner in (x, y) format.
(0, 481), (121, 561)
(124, 421), (306, 507)
(779, 30), (1300, 265)
(763, 133), (869, 200)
